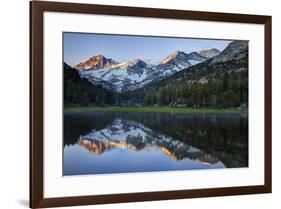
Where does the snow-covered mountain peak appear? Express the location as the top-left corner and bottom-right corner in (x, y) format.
(131, 59), (147, 68)
(75, 54), (118, 70)
(186, 51), (207, 61)
(111, 58), (147, 69)
(160, 50), (187, 64)
(172, 50), (185, 56)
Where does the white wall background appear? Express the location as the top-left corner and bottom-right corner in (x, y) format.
(0, 0), (279, 208)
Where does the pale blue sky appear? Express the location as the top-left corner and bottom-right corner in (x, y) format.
(64, 32), (232, 67)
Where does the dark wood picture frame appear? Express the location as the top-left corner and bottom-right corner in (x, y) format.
(30, 1), (272, 208)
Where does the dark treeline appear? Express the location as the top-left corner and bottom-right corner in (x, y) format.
(64, 63), (115, 106)
(141, 72), (247, 108)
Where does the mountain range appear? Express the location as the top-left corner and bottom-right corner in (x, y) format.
(121, 40), (249, 106)
(73, 48), (220, 92)
(64, 40), (248, 108)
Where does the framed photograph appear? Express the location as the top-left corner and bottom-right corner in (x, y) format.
(30, 1), (272, 208)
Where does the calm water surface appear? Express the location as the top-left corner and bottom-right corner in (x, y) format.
(64, 112), (248, 175)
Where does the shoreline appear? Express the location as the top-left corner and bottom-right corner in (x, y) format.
(64, 106), (248, 114)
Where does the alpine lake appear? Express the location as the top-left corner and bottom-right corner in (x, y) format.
(64, 110), (248, 175)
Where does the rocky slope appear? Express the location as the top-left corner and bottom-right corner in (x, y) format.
(210, 40), (248, 64)
(75, 55), (118, 70)
(197, 48), (221, 59)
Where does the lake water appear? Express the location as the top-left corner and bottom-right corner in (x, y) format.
(64, 112), (248, 175)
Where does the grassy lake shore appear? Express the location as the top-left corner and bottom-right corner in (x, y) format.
(64, 106), (248, 114)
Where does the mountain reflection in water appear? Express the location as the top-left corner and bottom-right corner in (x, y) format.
(64, 112), (248, 175)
